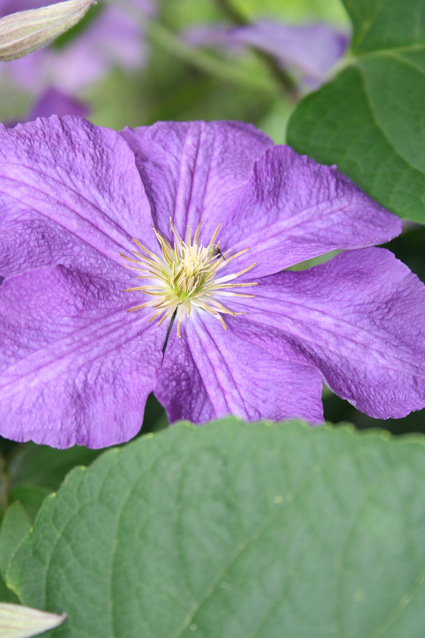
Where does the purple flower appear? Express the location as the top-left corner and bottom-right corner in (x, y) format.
(0, 117), (424, 449)
(0, 0), (153, 93)
(184, 21), (349, 88)
(7, 87), (89, 127)
(25, 87), (89, 119)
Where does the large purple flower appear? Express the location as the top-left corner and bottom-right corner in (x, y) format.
(0, 117), (424, 448)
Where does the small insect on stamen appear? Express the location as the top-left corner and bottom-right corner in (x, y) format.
(208, 243), (226, 261)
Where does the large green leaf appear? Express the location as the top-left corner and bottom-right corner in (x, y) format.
(287, 0), (425, 223)
(5, 419), (425, 637)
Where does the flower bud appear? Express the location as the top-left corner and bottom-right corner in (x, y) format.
(0, 0), (96, 62)
(0, 603), (66, 637)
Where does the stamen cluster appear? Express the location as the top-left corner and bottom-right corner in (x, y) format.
(121, 219), (256, 336)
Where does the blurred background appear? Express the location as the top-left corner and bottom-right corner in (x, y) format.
(1, 0), (424, 445)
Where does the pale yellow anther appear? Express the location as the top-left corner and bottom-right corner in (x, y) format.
(122, 219), (256, 337)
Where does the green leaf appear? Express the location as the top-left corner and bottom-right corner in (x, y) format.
(287, 0), (425, 223)
(0, 502), (31, 581)
(8, 396), (167, 497)
(9, 487), (52, 524)
(9, 444), (100, 492)
(5, 419), (425, 637)
(0, 574), (19, 604)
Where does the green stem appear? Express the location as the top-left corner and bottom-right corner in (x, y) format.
(212, 0), (300, 100)
(103, 0), (283, 96)
(145, 19), (279, 95)
(213, 0), (250, 25)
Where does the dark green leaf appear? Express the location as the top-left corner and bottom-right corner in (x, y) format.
(4, 419), (425, 637)
(8, 396), (167, 495)
(9, 487), (52, 524)
(9, 444), (100, 492)
(0, 502), (31, 581)
(0, 573), (18, 603)
(287, 0), (425, 223)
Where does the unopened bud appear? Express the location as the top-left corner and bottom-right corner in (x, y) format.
(0, 603), (66, 637)
(0, 0), (96, 62)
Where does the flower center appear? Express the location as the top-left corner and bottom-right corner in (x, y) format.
(121, 219), (257, 337)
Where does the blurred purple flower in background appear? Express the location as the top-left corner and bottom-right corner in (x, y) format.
(0, 117), (424, 449)
(7, 87), (89, 126)
(184, 21), (349, 89)
(0, 0), (153, 94)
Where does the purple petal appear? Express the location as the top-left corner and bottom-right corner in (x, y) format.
(121, 123), (400, 277)
(84, 2), (149, 72)
(155, 315), (324, 424)
(130, 0), (156, 17)
(223, 145), (402, 278)
(0, 265), (165, 448)
(154, 330), (216, 423)
(228, 22), (349, 82)
(0, 48), (43, 92)
(0, 115), (155, 278)
(182, 21), (349, 88)
(120, 120), (274, 245)
(0, 0), (51, 16)
(0, 1), (73, 92)
(232, 248), (425, 419)
(0, 0), (154, 17)
(0, 0), (50, 92)
(183, 23), (244, 53)
(7, 88), (89, 127)
(27, 87), (89, 119)
(43, 3), (149, 92)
